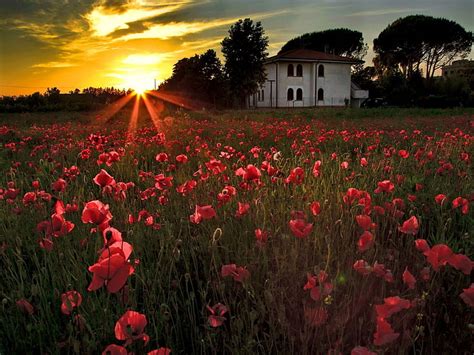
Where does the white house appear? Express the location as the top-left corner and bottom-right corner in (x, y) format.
(249, 49), (368, 108)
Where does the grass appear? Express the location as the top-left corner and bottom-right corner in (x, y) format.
(0, 107), (473, 354)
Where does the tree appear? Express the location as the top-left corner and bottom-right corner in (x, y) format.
(159, 49), (227, 107)
(221, 18), (269, 108)
(279, 28), (367, 70)
(374, 15), (472, 79)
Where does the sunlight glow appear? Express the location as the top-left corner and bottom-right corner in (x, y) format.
(86, 3), (183, 37)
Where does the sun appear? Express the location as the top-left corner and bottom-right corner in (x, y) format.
(119, 74), (153, 96)
(131, 81), (149, 96)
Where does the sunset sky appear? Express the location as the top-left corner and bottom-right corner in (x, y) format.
(0, 0), (472, 96)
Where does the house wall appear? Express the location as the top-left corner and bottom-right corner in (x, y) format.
(274, 62), (314, 107)
(315, 63), (351, 107)
(251, 61), (352, 108)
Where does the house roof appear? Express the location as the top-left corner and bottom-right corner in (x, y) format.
(265, 48), (362, 64)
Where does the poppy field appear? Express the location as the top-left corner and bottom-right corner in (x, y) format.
(0, 109), (473, 354)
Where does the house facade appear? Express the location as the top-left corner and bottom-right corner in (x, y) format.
(249, 49), (368, 108)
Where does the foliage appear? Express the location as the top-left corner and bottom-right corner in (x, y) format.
(0, 111), (473, 354)
(280, 28), (367, 71)
(222, 18), (269, 108)
(373, 15), (473, 79)
(159, 50), (228, 108)
(0, 87), (131, 113)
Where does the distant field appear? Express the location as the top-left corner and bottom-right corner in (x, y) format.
(1, 106), (474, 128)
(0, 108), (473, 354)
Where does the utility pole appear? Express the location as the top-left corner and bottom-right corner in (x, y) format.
(154, 79), (157, 90)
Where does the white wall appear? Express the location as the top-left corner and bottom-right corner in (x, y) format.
(315, 63), (351, 107)
(251, 61), (352, 108)
(274, 62), (314, 107)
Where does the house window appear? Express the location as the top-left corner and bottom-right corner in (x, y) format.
(257, 91), (260, 101)
(317, 88), (324, 101)
(296, 64), (303, 77)
(287, 88), (294, 101)
(261, 90), (264, 101)
(288, 64), (294, 77)
(296, 88), (303, 101)
(318, 64), (325, 77)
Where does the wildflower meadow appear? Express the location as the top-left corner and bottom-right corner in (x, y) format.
(0, 109), (473, 354)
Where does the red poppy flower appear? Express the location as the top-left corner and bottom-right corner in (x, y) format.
(353, 260), (372, 275)
(414, 239), (430, 252)
(22, 191), (37, 205)
(356, 215), (373, 231)
(176, 180), (197, 195)
(303, 272), (333, 301)
(221, 264), (250, 283)
(360, 158), (368, 167)
(102, 227), (123, 246)
(289, 219), (313, 238)
(398, 150), (409, 159)
(38, 237), (54, 251)
(310, 201), (321, 216)
(460, 284), (474, 307)
(402, 268), (416, 290)
(235, 202), (250, 217)
(375, 296), (411, 318)
(82, 200), (113, 230)
(154, 174), (173, 190)
(206, 159), (226, 174)
(102, 344), (128, 355)
(51, 213), (75, 237)
(374, 180), (394, 194)
(217, 185), (236, 204)
(93, 169), (116, 188)
(285, 167), (304, 184)
(373, 317), (399, 346)
(255, 229), (268, 246)
(16, 299), (34, 315)
(452, 196), (469, 214)
(189, 205), (216, 224)
(155, 153), (168, 162)
(235, 164), (261, 181)
(358, 231), (374, 252)
(423, 244), (453, 271)
(434, 194), (447, 205)
(60, 290), (82, 315)
(351, 346), (377, 355)
(176, 154), (188, 163)
(398, 216), (419, 235)
(447, 253), (473, 275)
(148, 348), (172, 355)
(207, 303), (228, 327)
(52, 178), (67, 193)
(88, 241), (134, 293)
(114, 310), (149, 346)
(312, 160), (322, 177)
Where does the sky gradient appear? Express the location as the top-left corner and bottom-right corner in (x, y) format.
(0, 0), (472, 95)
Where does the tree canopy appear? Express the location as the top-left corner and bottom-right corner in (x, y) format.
(221, 18), (269, 107)
(279, 28), (367, 61)
(159, 49), (226, 106)
(373, 15), (473, 79)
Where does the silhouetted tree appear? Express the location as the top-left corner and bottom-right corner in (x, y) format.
(221, 18), (268, 108)
(159, 49), (227, 107)
(374, 15), (472, 79)
(280, 28), (367, 71)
